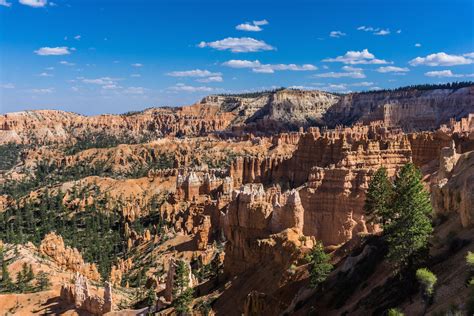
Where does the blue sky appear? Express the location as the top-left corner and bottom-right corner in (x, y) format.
(0, 0), (473, 115)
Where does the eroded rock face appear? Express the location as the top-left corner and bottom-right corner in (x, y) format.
(431, 148), (474, 227)
(222, 184), (313, 275)
(60, 273), (113, 315)
(39, 232), (101, 281)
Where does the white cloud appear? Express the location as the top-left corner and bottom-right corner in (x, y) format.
(424, 70), (464, 78)
(351, 81), (374, 87)
(315, 65), (365, 78)
(288, 85), (315, 90)
(463, 52), (474, 58)
(374, 29), (390, 36)
(74, 35), (81, 40)
(236, 23), (262, 32)
(59, 60), (75, 66)
(169, 83), (213, 93)
(123, 87), (146, 94)
(130, 74), (141, 77)
(253, 19), (268, 26)
(329, 31), (346, 38)
(396, 29), (402, 34)
(30, 88), (54, 93)
(0, 0), (11, 7)
(196, 76), (223, 83)
(34, 46), (71, 56)
(131, 63), (143, 67)
(357, 26), (375, 32)
(415, 43), (422, 47)
(323, 49), (389, 64)
(409, 52), (473, 66)
(323, 84), (350, 92)
(376, 66), (410, 73)
(198, 37), (275, 53)
(38, 72), (53, 77)
(71, 86), (79, 92)
(357, 26), (393, 36)
(82, 77), (120, 85)
(167, 69), (221, 77)
(222, 59), (317, 73)
(0, 83), (14, 89)
(19, 0), (47, 7)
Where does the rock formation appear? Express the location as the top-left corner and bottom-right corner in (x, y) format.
(60, 273), (113, 315)
(39, 232), (101, 281)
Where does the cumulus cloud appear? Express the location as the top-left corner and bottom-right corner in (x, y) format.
(236, 19), (268, 32)
(376, 66), (410, 73)
(463, 52), (474, 58)
(424, 70), (464, 78)
(19, 0), (47, 7)
(315, 65), (365, 78)
(374, 29), (390, 36)
(169, 83), (213, 93)
(198, 37), (275, 53)
(0, 0), (12, 7)
(323, 49), (389, 65)
(329, 31), (346, 38)
(351, 81), (374, 87)
(222, 59), (317, 74)
(409, 52), (473, 66)
(130, 74), (141, 77)
(34, 46), (71, 56)
(74, 35), (81, 40)
(415, 43), (422, 47)
(253, 19), (268, 26)
(236, 23), (262, 32)
(131, 63), (143, 67)
(167, 69), (222, 77)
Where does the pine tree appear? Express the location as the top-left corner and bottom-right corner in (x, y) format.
(0, 246), (12, 292)
(36, 271), (51, 291)
(385, 163), (433, 270)
(172, 260), (194, 315)
(306, 241), (333, 289)
(364, 167), (393, 226)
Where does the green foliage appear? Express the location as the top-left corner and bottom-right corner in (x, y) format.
(36, 271), (51, 291)
(216, 87), (285, 98)
(357, 81), (473, 95)
(364, 167), (393, 226)
(306, 241), (333, 288)
(385, 163), (433, 270)
(145, 287), (157, 307)
(387, 308), (404, 316)
(466, 251), (474, 268)
(0, 143), (24, 171)
(0, 246), (13, 292)
(15, 263), (35, 293)
(416, 268), (437, 297)
(172, 260), (194, 315)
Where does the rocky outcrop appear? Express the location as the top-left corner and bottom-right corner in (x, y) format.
(431, 147), (474, 227)
(60, 273), (113, 315)
(222, 184), (313, 275)
(39, 232), (101, 281)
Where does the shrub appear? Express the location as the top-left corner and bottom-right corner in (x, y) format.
(416, 268), (437, 297)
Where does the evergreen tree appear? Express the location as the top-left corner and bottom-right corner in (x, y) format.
(36, 271), (51, 291)
(364, 167), (393, 226)
(385, 163), (433, 270)
(306, 241), (333, 289)
(172, 260), (194, 315)
(0, 246), (12, 292)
